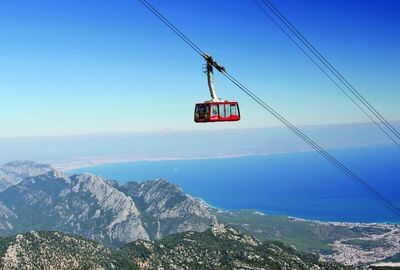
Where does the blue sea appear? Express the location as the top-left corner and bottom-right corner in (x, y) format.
(68, 145), (400, 223)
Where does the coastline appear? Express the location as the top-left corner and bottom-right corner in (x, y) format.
(52, 143), (383, 171)
(52, 150), (302, 171)
(55, 145), (400, 225)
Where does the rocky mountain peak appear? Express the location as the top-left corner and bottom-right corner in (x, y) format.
(0, 231), (117, 270)
(4, 160), (42, 167)
(45, 170), (69, 181)
(113, 178), (216, 240)
(17, 169), (70, 189)
(73, 172), (104, 182)
(0, 161), (221, 247)
(0, 160), (53, 191)
(121, 222), (347, 270)
(70, 173), (108, 192)
(0, 167), (150, 246)
(211, 222), (261, 246)
(3, 160), (53, 174)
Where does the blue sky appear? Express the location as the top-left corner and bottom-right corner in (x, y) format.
(0, 0), (399, 137)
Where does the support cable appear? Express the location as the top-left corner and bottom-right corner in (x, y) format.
(137, 0), (205, 57)
(137, 0), (400, 218)
(254, 0), (400, 145)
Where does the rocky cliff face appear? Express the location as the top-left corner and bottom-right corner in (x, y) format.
(0, 170), (149, 246)
(112, 179), (216, 240)
(0, 161), (53, 191)
(0, 162), (215, 247)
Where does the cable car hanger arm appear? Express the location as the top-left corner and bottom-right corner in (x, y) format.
(203, 53), (226, 102)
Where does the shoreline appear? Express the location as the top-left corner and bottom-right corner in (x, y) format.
(51, 145), (400, 225)
(53, 150), (307, 171)
(51, 143), (383, 171)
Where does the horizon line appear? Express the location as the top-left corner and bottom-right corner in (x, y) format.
(1, 120), (399, 140)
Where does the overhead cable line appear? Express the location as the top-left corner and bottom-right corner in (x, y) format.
(137, 0), (205, 57)
(137, 0), (400, 218)
(222, 71), (400, 217)
(251, 0), (400, 148)
(253, 0), (400, 146)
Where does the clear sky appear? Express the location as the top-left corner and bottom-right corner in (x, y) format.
(0, 0), (399, 137)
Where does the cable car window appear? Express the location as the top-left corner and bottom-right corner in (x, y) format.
(219, 104), (225, 118)
(200, 105), (208, 114)
(231, 104), (238, 116)
(211, 105), (218, 117)
(225, 104), (231, 118)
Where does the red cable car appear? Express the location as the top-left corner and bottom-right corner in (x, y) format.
(195, 101), (240, 123)
(194, 54), (241, 123)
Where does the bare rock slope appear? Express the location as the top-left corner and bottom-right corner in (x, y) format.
(0, 171), (149, 246)
(0, 162), (215, 247)
(0, 161), (53, 191)
(112, 179), (216, 240)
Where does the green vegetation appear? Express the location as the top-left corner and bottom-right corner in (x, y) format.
(342, 239), (391, 250)
(382, 252), (400, 262)
(214, 209), (363, 252)
(119, 224), (352, 270)
(0, 225), (359, 270)
(0, 231), (139, 270)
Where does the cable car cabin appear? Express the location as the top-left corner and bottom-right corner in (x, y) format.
(194, 101), (240, 123)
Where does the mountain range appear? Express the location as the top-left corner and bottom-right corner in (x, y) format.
(0, 161), (215, 247)
(0, 161), (53, 191)
(0, 161), (398, 268)
(0, 224), (350, 270)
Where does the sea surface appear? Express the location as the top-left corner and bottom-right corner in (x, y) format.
(68, 145), (400, 223)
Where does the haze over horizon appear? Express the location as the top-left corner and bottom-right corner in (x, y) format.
(0, 122), (398, 167)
